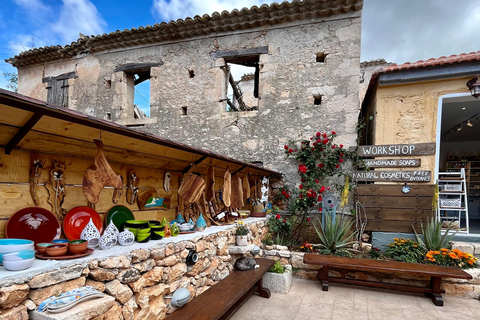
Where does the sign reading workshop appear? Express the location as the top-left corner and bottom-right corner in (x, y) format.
(354, 143), (435, 182)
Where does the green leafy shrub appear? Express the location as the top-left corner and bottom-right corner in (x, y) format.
(313, 214), (356, 254)
(269, 261), (285, 274)
(267, 214), (296, 246)
(413, 218), (457, 251)
(385, 238), (426, 263)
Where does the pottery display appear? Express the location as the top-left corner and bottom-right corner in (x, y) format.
(2, 250), (35, 261)
(51, 239), (69, 244)
(176, 213), (185, 224)
(98, 234), (115, 250)
(0, 239), (34, 253)
(118, 229), (135, 246)
(170, 222), (179, 237)
(178, 223), (194, 232)
(35, 243), (53, 255)
(80, 218), (101, 248)
(150, 225), (164, 240)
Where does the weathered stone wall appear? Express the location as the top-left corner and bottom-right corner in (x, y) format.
(17, 11), (362, 185)
(0, 220), (267, 320)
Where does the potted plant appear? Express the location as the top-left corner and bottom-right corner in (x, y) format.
(235, 222), (249, 246)
(263, 261), (293, 294)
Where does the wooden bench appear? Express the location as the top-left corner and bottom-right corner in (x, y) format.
(168, 258), (275, 320)
(303, 253), (472, 306)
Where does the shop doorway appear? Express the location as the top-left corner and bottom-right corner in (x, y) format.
(437, 93), (480, 233)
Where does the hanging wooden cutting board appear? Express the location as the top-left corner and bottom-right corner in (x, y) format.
(206, 166), (215, 201)
(178, 165), (206, 203)
(242, 172), (250, 204)
(222, 168), (231, 207)
(231, 174), (244, 209)
(83, 139), (123, 204)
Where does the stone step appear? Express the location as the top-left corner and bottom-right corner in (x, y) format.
(29, 295), (115, 320)
(450, 241), (480, 258)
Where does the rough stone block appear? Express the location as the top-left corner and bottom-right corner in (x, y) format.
(156, 254), (178, 267)
(89, 268), (117, 282)
(105, 279), (133, 304)
(129, 267), (164, 292)
(91, 302), (123, 320)
(29, 277), (86, 306)
(0, 283), (29, 309)
(134, 284), (169, 320)
(85, 279), (106, 293)
(165, 243), (175, 256)
(132, 259), (155, 273)
(262, 265), (293, 294)
(122, 296), (138, 320)
(21, 299), (37, 311)
(116, 268), (141, 283)
(451, 241), (474, 255)
(0, 304), (28, 320)
(130, 249), (149, 263)
(28, 265), (84, 289)
(29, 295), (115, 320)
(263, 250), (278, 256)
(150, 247), (165, 260)
(228, 244), (254, 255)
(99, 256), (131, 269)
(196, 240), (207, 252)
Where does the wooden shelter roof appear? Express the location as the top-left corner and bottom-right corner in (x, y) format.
(0, 88), (282, 179)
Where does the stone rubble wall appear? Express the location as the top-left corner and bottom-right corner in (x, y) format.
(0, 220), (268, 320)
(263, 245), (480, 300)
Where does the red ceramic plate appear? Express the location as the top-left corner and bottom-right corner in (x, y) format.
(63, 207), (104, 241)
(6, 207), (61, 244)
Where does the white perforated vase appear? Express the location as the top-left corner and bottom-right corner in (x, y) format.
(118, 229), (135, 246)
(80, 218), (100, 248)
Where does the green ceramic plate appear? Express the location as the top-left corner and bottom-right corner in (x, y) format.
(106, 206), (135, 231)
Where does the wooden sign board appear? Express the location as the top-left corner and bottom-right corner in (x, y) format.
(363, 158), (421, 168)
(352, 170), (431, 182)
(355, 143), (435, 157)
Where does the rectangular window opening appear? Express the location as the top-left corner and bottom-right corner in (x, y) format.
(313, 94), (323, 105)
(182, 106), (188, 115)
(223, 58), (260, 112)
(316, 52), (327, 63)
(132, 74), (150, 118)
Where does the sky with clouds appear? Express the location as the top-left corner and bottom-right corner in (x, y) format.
(1, 0), (479, 91)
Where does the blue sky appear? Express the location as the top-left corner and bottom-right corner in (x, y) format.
(1, 0), (480, 106)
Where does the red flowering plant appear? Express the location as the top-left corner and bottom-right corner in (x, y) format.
(281, 130), (363, 240)
(265, 212), (297, 246)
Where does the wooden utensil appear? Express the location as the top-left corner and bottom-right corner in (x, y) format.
(230, 174), (244, 209)
(82, 140), (123, 204)
(222, 168), (231, 207)
(242, 171), (250, 205)
(206, 166), (215, 201)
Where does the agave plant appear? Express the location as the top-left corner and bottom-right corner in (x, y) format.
(313, 214), (357, 254)
(413, 217), (457, 251)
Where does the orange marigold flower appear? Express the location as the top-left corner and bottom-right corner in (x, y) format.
(441, 248), (448, 252)
(449, 252), (458, 259)
(442, 252), (447, 255)
(468, 260), (474, 265)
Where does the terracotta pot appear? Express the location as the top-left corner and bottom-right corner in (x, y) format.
(236, 235), (248, 246)
(68, 240), (88, 254)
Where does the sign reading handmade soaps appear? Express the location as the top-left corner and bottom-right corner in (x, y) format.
(356, 143), (435, 157)
(363, 158), (421, 168)
(352, 170), (431, 182)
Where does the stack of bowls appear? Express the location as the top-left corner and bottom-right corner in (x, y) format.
(151, 225), (165, 240)
(35, 243), (53, 254)
(124, 220), (150, 242)
(0, 239), (34, 265)
(2, 249), (35, 271)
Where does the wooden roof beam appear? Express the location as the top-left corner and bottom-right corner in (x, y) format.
(5, 112), (42, 154)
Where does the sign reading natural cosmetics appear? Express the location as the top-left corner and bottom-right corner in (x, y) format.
(354, 143), (435, 182)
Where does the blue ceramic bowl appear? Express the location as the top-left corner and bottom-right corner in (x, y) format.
(51, 239), (69, 244)
(0, 239), (34, 253)
(2, 249), (35, 261)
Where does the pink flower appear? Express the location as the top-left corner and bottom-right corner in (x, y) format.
(316, 132), (321, 137)
(318, 163), (324, 168)
(284, 145), (288, 150)
(319, 186), (326, 193)
(281, 190), (286, 195)
(315, 179), (319, 183)
(285, 194), (290, 199)
(318, 207), (323, 212)
(288, 148), (293, 153)
(335, 164), (340, 168)
(339, 159), (344, 163)
(340, 144), (344, 148)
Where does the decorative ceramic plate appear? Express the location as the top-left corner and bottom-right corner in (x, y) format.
(6, 207), (61, 244)
(63, 207), (104, 241)
(35, 248), (94, 260)
(106, 205), (135, 231)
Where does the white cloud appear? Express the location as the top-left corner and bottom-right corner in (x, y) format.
(152, 0), (267, 22)
(13, 0), (48, 12)
(50, 0), (106, 45)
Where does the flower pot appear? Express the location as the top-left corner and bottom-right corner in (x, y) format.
(236, 235), (248, 246)
(263, 265), (293, 294)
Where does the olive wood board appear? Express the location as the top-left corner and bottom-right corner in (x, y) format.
(35, 248), (94, 260)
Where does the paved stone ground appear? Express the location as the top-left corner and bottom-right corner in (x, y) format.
(231, 277), (480, 320)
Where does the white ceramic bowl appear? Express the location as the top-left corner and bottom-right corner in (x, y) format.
(178, 223), (194, 232)
(0, 239), (34, 253)
(3, 257), (35, 271)
(3, 250), (35, 261)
